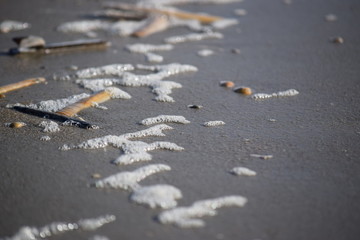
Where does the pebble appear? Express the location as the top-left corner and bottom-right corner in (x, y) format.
(92, 173), (102, 179)
(9, 122), (26, 128)
(231, 48), (241, 54)
(187, 105), (203, 109)
(220, 81), (235, 88)
(331, 36), (344, 44)
(234, 87), (252, 95)
(325, 14), (337, 22)
(0, 94), (5, 98)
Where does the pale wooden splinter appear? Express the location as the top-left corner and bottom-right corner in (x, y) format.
(104, 2), (223, 24)
(0, 77), (46, 95)
(56, 89), (114, 117)
(132, 14), (170, 38)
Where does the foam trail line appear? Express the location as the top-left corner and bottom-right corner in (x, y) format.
(12, 106), (98, 129)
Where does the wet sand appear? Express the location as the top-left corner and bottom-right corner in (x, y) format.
(1, 0), (360, 239)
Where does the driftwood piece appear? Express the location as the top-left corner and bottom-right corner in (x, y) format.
(55, 89), (114, 117)
(8, 38), (110, 55)
(132, 14), (170, 38)
(0, 78), (46, 95)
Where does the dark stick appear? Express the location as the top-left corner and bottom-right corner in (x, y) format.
(8, 39), (110, 55)
(12, 106), (99, 129)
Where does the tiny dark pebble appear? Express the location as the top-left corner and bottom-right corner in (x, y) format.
(188, 105), (203, 109)
(231, 48), (241, 54)
(92, 173), (101, 179)
(331, 36), (344, 44)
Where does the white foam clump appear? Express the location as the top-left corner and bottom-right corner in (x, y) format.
(252, 89), (299, 99)
(75, 63), (198, 102)
(104, 87), (132, 99)
(140, 115), (190, 125)
(164, 32), (223, 44)
(131, 184), (182, 209)
(2, 215), (115, 240)
(0, 20), (31, 33)
(39, 120), (60, 133)
(57, 20), (110, 33)
(94, 164), (171, 190)
(203, 121), (225, 127)
(126, 43), (173, 54)
(231, 167), (257, 176)
(7, 93), (90, 113)
(211, 18), (239, 29)
(40, 136), (51, 141)
(75, 64), (135, 79)
(197, 49), (214, 57)
(145, 52), (164, 63)
(158, 195), (247, 228)
(77, 215), (116, 231)
(126, 44), (173, 63)
(61, 124), (184, 165)
(57, 20), (145, 37)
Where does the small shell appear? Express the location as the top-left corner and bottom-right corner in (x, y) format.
(9, 122), (26, 128)
(220, 81), (235, 88)
(234, 87), (252, 95)
(331, 36), (344, 44)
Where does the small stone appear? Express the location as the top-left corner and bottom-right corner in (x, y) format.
(331, 36), (344, 44)
(234, 87), (252, 95)
(231, 48), (241, 54)
(187, 105), (203, 109)
(92, 173), (101, 179)
(0, 94), (5, 98)
(9, 122), (26, 128)
(220, 81), (235, 88)
(325, 14), (337, 22)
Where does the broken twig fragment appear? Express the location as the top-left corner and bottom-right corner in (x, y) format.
(132, 14), (170, 38)
(9, 38), (110, 55)
(55, 87), (127, 117)
(0, 77), (46, 95)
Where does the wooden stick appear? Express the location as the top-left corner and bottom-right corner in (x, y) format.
(0, 77), (46, 95)
(132, 14), (170, 38)
(103, 2), (223, 23)
(56, 89), (113, 117)
(9, 39), (110, 55)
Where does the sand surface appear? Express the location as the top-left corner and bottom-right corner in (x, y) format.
(1, 0), (360, 239)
